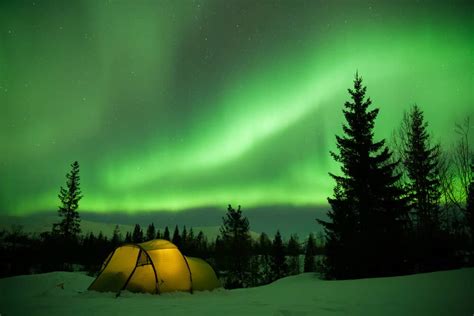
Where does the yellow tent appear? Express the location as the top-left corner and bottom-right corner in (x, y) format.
(88, 239), (221, 295)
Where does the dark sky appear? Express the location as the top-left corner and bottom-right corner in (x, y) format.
(1, 0), (472, 215)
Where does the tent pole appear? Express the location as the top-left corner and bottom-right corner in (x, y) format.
(182, 255), (193, 294)
(143, 249), (161, 294)
(116, 249), (142, 298)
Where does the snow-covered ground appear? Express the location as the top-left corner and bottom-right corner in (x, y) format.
(1, 268), (473, 316)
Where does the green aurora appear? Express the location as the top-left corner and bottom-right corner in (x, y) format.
(1, 0), (472, 215)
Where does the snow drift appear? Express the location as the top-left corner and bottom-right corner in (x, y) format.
(0, 268), (473, 315)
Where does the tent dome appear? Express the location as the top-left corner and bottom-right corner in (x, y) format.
(139, 239), (177, 251)
(88, 239), (220, 295)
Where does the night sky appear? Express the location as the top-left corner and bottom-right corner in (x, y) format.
(1, 0), (472, 215)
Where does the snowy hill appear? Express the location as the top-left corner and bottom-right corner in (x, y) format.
(1, 268), (473, 315)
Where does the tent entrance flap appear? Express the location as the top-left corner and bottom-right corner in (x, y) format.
(88, 245), (141, 293)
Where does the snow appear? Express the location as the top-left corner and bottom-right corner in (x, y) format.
(1, 268), (473, 315)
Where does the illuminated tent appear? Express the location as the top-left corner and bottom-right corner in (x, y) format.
(88, 239), (220, 295)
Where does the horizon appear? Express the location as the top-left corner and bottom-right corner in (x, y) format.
(0, 204), (330, 239)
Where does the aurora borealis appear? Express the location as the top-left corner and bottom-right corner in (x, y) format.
(1, 0), (472, 215)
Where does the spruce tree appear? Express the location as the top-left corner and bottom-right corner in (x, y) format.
(214, 235), (224, 260)
(146, 223), (156, 241)
(287, 234), (301, 275)
(400, 105), (443, 270)
(195, 230), (206, 257)
(219, 204), (252, 288)
(124, 231), (132, 243)
(111, 225), (121, 246)
(172, 225), (181, 248)
(163, 226), (170, 241)
(257, 232), (272, 255)
(156, 229), (161, 239)
(132, 224), (144, 243)
(318, 73), (408, 278)
(82, 232), (95, 267)
(403, 106), (442, 223)
(97, 231), (104, 242)
(257, 232), (272, 284)
(304, 233), (316, 273)
(187, 227), (195, 254)
(181, 226), (188, 252)
(270, 230), (288, 281)
(52, 161), (82, 241)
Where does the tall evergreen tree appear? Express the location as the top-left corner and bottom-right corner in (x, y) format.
(146, 223), (156, 241)
(163, 226), (170, 241)
(270, 230), (288, 281)
(256, 232), (272, 284)
(219, 204), (252, 288)
(399, 105), (443, 270)
(187, 227), (195, 254)
(97, 231), (105, 242)
(304, 233), (317, 273)
(124, 231), (132, 243)
(156, 229), (161, 239)
(402, 106), (442, 225)
(318, 73), (409, 278)
(132, 224), (144, 243)
(172, 225), (181, 248)
(188, 227), (195, 241)
(111, 225), (121, 246)
(181, 226), (188, 252)
(52, 161), (82, 241)
(214, 235), (225, 270)
(287, 234), (301, 275)
(195, 230), (207, 257)
(257, 232), (272, 255)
